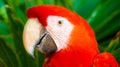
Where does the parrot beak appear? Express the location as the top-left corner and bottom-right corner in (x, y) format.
(23, 18), (57, 57)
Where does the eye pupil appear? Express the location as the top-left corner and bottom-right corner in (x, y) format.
(58, 20), (62, 24)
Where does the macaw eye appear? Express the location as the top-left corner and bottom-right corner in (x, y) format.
(58, 20), (63, 25)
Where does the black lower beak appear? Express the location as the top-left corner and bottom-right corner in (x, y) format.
(35, 33), (57, 54)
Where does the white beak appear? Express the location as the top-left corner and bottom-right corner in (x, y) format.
(23, 18), (43, 56)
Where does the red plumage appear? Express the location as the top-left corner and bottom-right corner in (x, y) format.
(26, 5), (119, 67)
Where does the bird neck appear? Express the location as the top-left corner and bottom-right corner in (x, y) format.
(43, 43), (98, 67)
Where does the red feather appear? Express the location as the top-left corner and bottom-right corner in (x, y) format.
(26, 5), (119, 67)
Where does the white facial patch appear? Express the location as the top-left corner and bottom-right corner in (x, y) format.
(46, 15), (73, 52)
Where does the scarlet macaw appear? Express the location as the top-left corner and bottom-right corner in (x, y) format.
(23, 5), (119, 67)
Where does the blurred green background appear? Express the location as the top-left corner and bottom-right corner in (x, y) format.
(0, 0), (120, 67)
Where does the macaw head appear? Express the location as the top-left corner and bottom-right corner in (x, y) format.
(23, 5), (97, 57)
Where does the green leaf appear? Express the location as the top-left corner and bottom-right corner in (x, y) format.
(98, 38), (111, 52)
(6, 8), (30, 67)
(0, 21), (10, 35)
(0, 0), (8, 21)
(7, 0), (27, 24)
(0, 21), (14, 47)
(112, 48), (120, 64)
(0, 37), (21, 67)
(0, 58), (7, 67)
(74, 0), (101, 19)
(43, 0), (55, 4)
(103, 31), (120, 63)
(88, 0), (120, 41)
(104, 33), (120, 52)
